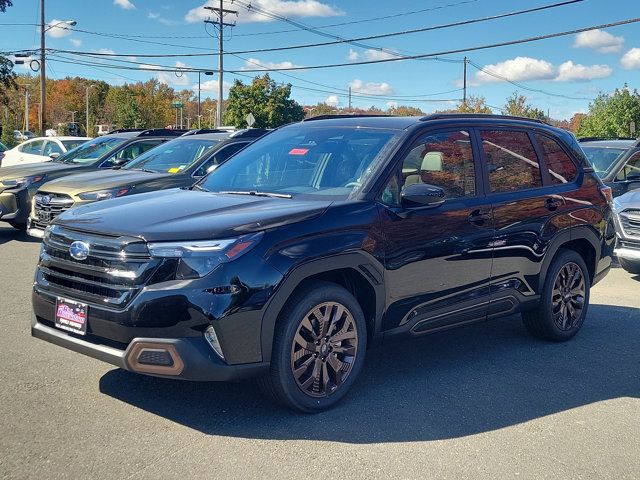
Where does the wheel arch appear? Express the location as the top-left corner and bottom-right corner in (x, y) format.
(260, 253), (385, 361)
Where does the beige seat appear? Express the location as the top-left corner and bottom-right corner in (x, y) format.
(405, 151), (444, 186)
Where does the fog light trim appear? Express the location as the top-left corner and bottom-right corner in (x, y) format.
(126, 342), (184, 376)
(204, 326), (225, 361)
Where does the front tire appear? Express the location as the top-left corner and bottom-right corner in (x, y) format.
(619, 258), (640, 275)
(523, 249), (590, 342)
(260, 280), (367, 413)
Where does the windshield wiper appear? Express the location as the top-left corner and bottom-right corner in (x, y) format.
(129, 168), (157, 173)
(219, 190), (293, 199)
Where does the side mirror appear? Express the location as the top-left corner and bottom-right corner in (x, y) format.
(112, 157), (133, 166)
(401, 183), (446, 208)
(49, 152), (60, 160)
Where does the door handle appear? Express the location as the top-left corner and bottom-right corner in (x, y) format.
(545, 198), (562, 211)
(468, 209), (492, 226)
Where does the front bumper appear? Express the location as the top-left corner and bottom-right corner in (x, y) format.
(31, 314), (268, 381)
(614, 240), (640, 261)
(0, 187), (31, 223)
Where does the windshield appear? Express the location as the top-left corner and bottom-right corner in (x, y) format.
(61, 136), (127, 164)
(61, 139), (88, 151)
(199, 126), (399, 198)
(582, 146), (627, 176)
(124, 138), (219, 173)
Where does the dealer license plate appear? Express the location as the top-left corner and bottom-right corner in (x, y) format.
(55, 298), (88, 336)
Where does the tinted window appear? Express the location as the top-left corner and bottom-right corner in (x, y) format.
(125, 138), (219, 173)
(20, 140), (44, 155)
(43, 141), (63, 156)
(62, 136), (127, 164)
(102, 140), (163, 168)
(481, 130), (541, 193)
(398, 130), (475, 200)
(61, 140), (87, 151)
(535, 134), (577, 184)
(618, 151), (640, 181)
(581, 147), (626, 176)
(200, 126), (398, 198)
(193, 142), (248, 177)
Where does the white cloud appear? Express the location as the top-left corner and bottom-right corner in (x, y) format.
(98, 48), (115, 55)
(573, 29), (624, 53)
(141, 61), (191, 86)
(45, 19), (73, 38)
(185, 0), (342, 24)
(114, 0), (136, 10)
(555, 61), (612, 82)
(386, 101), (398, 109)
(69, 38), (82, 47)
(197, 79), (232, 95)
(363, 49), (399, 61)
(347, 49), (359, 61)
(241, 57), (303, 70)
(621, 48), (640, 70)
(325, 95), (339, 106)
(148, 12), (178, 26)
(349, 79), (394, 95)
(474, 57), (556, 84)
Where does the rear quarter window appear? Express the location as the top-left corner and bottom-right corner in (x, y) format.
(535, 134), (578, 184)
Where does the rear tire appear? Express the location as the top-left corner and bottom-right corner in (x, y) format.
(522, 249), (590, 342)
(619, 258), (640, 275)
(259, 280), (367, 413)
(8, 221), (27, 231)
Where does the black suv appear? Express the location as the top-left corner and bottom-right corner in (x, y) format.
(0, 129), (185, 232)
(31, 115), (614, 412)
(579, 137), (640, 197)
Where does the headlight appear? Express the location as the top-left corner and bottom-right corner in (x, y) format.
(1, 175), (44, 188)
(78, 187), (130, 201)
(148, 232), (263, 279)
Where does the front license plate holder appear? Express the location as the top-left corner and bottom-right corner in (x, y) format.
(55, 297), (88, 336)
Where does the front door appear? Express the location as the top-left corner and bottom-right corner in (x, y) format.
(378, 128), (494, 335)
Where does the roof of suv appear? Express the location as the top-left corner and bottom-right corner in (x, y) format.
(579, 139), (638, 148)
(105, 128), (189, 139)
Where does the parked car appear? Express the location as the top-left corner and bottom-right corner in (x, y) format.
(0, 129), (183, 230)
(31, 114), (614, 412)
(1, 136), (91, 167)
(27, 129), (268, 237)
(612, 189), (640, 275)
(13, 130), (35, 142)
(579, 137), (640, 197)
(0, 141), (7, 166)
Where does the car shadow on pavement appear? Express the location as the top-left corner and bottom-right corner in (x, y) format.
(99, 304), (640, 443)
(0, 225), (40, 245)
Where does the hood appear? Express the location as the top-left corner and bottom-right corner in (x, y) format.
(616, 189), (640, 208)
(55, 188), (332, 241)
(42, 169), (169, 196)
(0, 162), (82, 181)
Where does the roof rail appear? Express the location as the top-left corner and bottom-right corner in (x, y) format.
(577, 136), (637, 142)
(303, 114), (392, 122)
(229, 128), (271, 138)
(181, 128), (234, 136)
(138, 128), (188, 137)
(107, 128), (145, 134)
(420, 113), (548, 125)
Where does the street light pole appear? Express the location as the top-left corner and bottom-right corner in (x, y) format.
(85, 84), (95, 136)
(198, 71), (201, 128)
(206, 108), (214, 128)
(70, 111), (77, 123)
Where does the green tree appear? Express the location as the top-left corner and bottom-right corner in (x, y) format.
(456, 95), (492, 114)
(577, 86), (640, 138)
(306, 102), (338, 118)
(503, 92), (546, 120)
(1, 110), (19, 148)
(224, 74), (305, 128)
(0, 1), (17, 111)
(105, 86), (141, 129)
(387, 105), (425, 116)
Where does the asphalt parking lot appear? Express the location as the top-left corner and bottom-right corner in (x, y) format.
(0, 224), (638, 480)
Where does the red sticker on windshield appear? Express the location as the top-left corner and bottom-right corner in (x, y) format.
(288, 148), (309, 155)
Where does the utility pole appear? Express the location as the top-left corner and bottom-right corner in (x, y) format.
(348, 87), (352, 111)
(19, 83), (30, 132)
(463, 56), (468, 105)
(204, 2), (237, 128)
(39, 0), (45, 135)
(70, 111), (77, 123)
(206, 108), (214, 128)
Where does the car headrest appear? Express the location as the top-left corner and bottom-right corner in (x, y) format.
(421, 151), (443, 172)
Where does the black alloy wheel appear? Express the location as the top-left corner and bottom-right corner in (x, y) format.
(551, 262), (586, 331)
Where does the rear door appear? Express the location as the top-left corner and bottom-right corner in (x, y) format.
(478, 128), (566, 311)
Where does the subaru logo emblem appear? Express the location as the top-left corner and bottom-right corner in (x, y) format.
(40, 195), (51, 205)
(69, 241), (90, 261)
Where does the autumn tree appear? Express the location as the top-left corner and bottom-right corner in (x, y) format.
(0, 0), (17, 125)
(577, 86), (640, 138)
(224, 74), (305, 128)
(306, 102), (338, 118)
(456, 95), (492, 114)
(503, 92), (546, 120)
(568, 113), (586, 133)
(387, 105), (425, 116)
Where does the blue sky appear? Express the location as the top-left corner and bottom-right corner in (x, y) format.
(1, 0), (639, 119)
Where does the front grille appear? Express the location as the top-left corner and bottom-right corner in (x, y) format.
(618, 209), (640, 239)
(36, 225), (160, 307)
(32, 192), (74, 230)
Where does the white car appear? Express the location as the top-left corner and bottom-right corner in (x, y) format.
(1, 136), (90, 167)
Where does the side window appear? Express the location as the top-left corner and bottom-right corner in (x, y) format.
(20, 140), (44, 155)
(618, 151), (640, 181)
(193, 142), (248, 177)
(102, 140), (162, 167)
(43, 141), (63, 156)
(481, 130), (541, 193)
(381, 130), (476, 205)
(535, 134), (577, 184)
